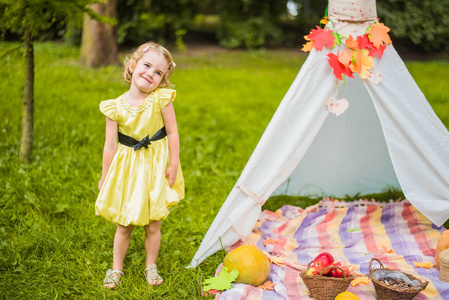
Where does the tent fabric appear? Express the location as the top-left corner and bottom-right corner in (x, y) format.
(188, 3), (449, 268)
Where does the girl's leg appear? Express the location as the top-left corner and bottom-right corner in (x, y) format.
(104, 224), (135, 288)
(144, 220), (161, 265)
(144, 220), (163, 285)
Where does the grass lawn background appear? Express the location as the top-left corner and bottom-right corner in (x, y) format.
(0, 42), (448, 299)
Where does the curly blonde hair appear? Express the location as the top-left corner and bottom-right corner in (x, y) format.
(123, 42), (175, 88)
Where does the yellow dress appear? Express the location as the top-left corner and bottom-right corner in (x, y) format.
(95, 88), (184, 226)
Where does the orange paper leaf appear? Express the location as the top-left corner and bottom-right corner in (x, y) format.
(349, 50), (374, 79)
(367, 23), (392, 49)
(351, 277), (371, 287)
(258, 280), (277, 291)
(413, 261), (435, 269)
(301, 41), (314, 52)
(263, 238), (278, 246)
(338, 50), (352, 66)
(382, 244), (395, 254)
(345, 35), (359, 50)
(320, 17), (329, 25)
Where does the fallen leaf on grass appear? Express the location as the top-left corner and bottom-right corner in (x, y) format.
(258, 281), (276, 291)
(413, 261), (435, 269)
(351, 277), (371, 287)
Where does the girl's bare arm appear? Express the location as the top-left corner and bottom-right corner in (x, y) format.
(99, 117), (118, 190)
(161, 101), (179, 186)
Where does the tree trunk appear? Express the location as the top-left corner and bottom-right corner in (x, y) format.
(20, 27), (34, 163)
(80, 0), (118, 67)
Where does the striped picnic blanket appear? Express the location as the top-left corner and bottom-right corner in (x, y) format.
(215, 199), (449, 299)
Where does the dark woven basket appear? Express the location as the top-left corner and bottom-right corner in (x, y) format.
(369, 258), (428, 300)
(300, 261), (354, 300)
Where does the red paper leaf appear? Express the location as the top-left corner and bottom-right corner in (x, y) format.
(367, 23), (392, 49)
(357, 35), (374, 50)
(327, 52), (354, 80)
(369, 44), (386, 58)
(308, 26), (335, 50)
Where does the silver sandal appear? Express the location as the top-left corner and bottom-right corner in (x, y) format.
(103, 269), (124, 289)
(144, 264), (163, 286)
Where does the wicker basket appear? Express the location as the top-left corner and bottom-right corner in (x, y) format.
(368, 258), (428, 300)
(300, 261), (354, 300)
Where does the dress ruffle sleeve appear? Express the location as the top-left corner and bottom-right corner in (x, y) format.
(99, 99), (118, 121)
(157, 88), (176, 110)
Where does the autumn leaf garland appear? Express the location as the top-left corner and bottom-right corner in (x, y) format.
(302, 21), (392, 81)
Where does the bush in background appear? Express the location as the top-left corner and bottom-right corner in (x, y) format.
(377, 0), (449, 52)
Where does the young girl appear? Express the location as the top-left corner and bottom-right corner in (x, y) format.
(96, 42), (184, 289)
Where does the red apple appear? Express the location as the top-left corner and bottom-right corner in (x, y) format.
(313, 252), (334, 274)
(330, 261), (350, 278)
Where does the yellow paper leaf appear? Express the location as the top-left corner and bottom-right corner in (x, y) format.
(320, 17), (329, 25)
(301, 41), (314, 52)
(269, 255), (286, 266)
(351, 277), (371, 287)
(413, 261), (435, 269)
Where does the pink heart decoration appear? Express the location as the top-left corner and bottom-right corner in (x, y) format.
(368, 69), (382, 85)
(325, 97), (349, 116)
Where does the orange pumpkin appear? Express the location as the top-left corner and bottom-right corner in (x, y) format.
(335, 291), (360, 300)
(223, 245), (271, 286)
(436, 230), (449, 269)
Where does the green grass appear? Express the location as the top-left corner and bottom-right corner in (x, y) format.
(0, 42), (448, 299)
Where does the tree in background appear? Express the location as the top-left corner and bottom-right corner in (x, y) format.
(116, 0), (200, 49)
(0, 0), (110, 162)
(216, 0), (289, 49)
(80, 0), (118, 67)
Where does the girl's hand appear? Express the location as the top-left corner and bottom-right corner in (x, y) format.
(165, 165), (178, 187)
(98, 178), (104, 190)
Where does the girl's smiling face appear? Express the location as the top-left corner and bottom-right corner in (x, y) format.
(130, 51), (169, 94)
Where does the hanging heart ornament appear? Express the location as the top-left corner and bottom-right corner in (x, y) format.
(325, 97), (349, 116)
(368, 69), (382, 85)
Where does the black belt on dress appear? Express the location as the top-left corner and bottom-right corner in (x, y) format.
(118, 127), (167, 151)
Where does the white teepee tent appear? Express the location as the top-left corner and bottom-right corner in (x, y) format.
(188, 0), (449, 268)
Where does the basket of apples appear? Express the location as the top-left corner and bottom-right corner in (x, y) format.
(300, 252), (354, 300)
